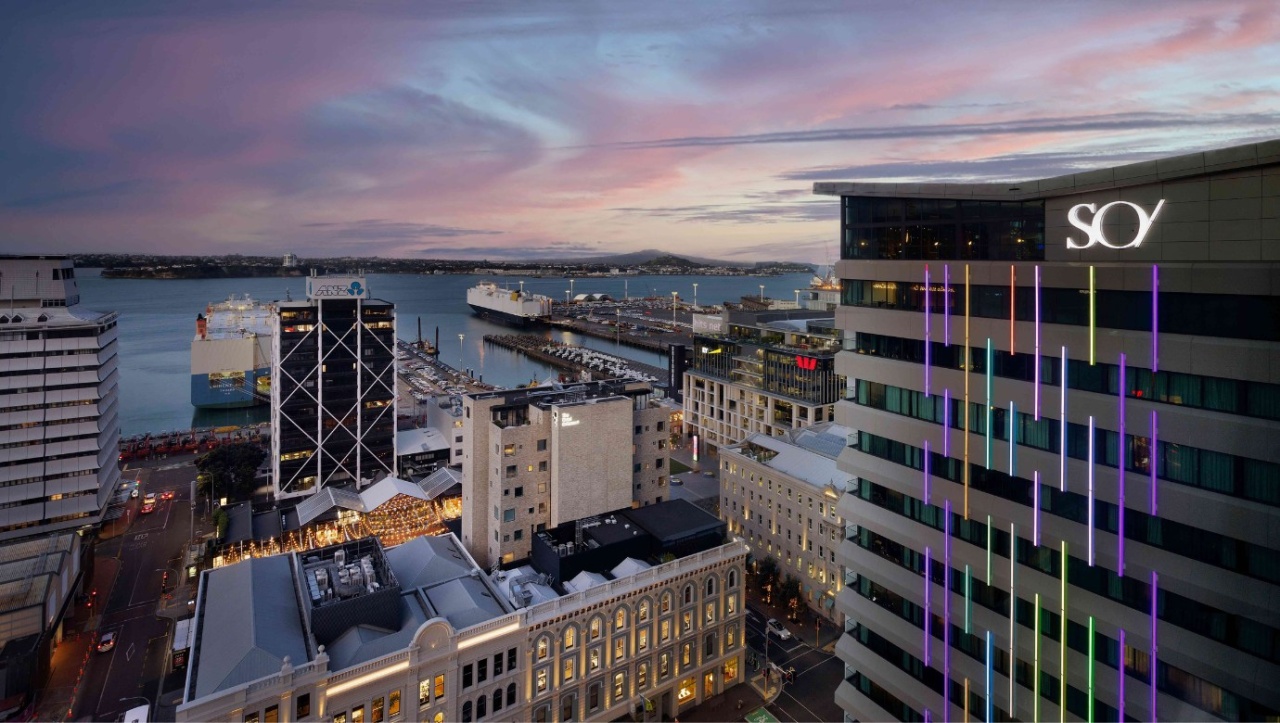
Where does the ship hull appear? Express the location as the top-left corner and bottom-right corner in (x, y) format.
(191, 368), (269, 409)
(467, 303), (542, 327)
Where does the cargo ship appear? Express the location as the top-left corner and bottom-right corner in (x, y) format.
(466, 281), (553, 326)
(191, 295), (275, 409)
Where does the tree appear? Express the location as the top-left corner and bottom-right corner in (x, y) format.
(196, 442), (267, 505)
(754, 557), (780, 604)
(778, 575), (804, 622)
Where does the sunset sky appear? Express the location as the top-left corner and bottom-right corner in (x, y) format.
(2, 1), (1277, 262)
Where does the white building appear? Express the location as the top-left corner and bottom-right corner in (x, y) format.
(0, 255), (119, 539)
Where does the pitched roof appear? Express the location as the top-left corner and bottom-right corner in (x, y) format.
(360, 476), (431, 511)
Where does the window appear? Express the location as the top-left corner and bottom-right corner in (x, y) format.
(371, 697), (384, 723)
(539, 461), (548, 472)
(704, 631), (718, 658)
(463, 663), (473, 688)
(638, 661), (650, 689)
(502, 508), (515, 522)
(514, 529), (523, 540)
(352, 706), (365, 723)
(614, 636), (626, 662)
(705, 601), (716, 624)
(434, 674), (445, 701)
(661, 592), (672, 613)
(245, 713), (260, 723)
(536, 636), (549, 660)
(515, 486), (524, 497)
(494, 652), (503, 676)
(506, 683), (516, 707)
(588, 682), (602, 712)
(660, 652), (671, 679)
(334, 714), (346, 723)
(564, 626), (576, 651)
(536, 667), (548, 694)
(265, 707), (279, 723)
(505, 464), (517, 478)
(638, 599), (650, 621)
(507, 648), (517, 672)
(492, 690), (502, 713)
(727, 625), (737, 649)
(638, 627), (650, 651)
(476, 694), (486, 720)
(660, 618), (672, 643)
(560, 694), (576, 722)
(478, 658), (488, 683)
(683, 584), (694, 605)
(534, 704), (550, 723)
(388, 691), (401, 719)
(504, 444), (516, 456)
(681, 642), (693, 667)
(563, 657), (575, 682)
(537, 439), (547, 451)
(682, 610), (693, 633)
(297, 694), (311, 719)
(589, 647), (601, 672)
(678, 676), (697, 703)
(727, 595), (737, 615)
(728, 569), (738, 588)
(613, 671), (627, 702)
(615, 607), (627, 630)
(590, 616), (602, 640)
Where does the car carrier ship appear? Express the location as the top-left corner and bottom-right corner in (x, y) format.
(190, 295), (275, 409)
(466, 280), (553, 326)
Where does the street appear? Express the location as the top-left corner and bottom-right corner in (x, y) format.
(75, 458), (203, 722)
(743, 603), (845, 723)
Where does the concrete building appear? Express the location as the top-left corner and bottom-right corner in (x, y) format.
(396, 427), (451, 479)
(822, 141), (1280, 722)
(0, 255), (119, 539)
(272, 275), (397, 499)
(177, 501), (747, 723)
(460, 380), (670, 568)
(682, 308), (845, 460)
(719, 423), (853, 623)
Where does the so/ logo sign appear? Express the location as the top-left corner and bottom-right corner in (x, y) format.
(1066, 199), (1166, 250)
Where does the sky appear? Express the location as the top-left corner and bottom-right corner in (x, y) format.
(1, 1), (1277, 263)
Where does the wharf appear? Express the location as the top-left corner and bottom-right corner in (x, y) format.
(548, 316), (691, 353)
(484, 335), (667, 384)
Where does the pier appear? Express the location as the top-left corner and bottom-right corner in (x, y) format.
(483, 335), (668, 384)
(548, 316), (692, 353)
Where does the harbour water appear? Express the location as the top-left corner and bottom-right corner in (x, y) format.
(76, 269), (815, 434)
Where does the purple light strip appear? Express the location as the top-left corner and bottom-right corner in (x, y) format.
(1060, 345), (1068, 492)
(1151, 410), (1158, 516)
(1119, 353), (1126, 577)
(1151, 571), (1159, 722)
(924, 546), (932, 667)
(1088, 415), (1095, 566)
(943, 388), (951, 459)
(1009, 400), (1016, 476)
(1035, 265), (1041, 420)
(1033, 470), (1041, 547)
(945, 499), (953, 722)
(924, 440), (932, 506)
(926, 264), (932, 397)
(1119, 628), (1126, 722)
(1152, 264), (1159, 373)
(945, 264), (951, 347)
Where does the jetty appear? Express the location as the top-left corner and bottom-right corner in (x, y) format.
(483, 335), (667, 384)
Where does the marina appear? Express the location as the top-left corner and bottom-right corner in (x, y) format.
(482, 335), (667, 384)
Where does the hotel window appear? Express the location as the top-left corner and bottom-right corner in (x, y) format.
(564, 626), (576, 651)
(660, 592), (672, 613)
(352, 706), (365, 723)
(536, 667), (549, 695)
(563, 657), (575, 683)
(727, 594), (737, 615)
(433, 715), (443, 723)
(704, 631), (718, 658)
(588, 682), (602, 712)
(681, 642), (693, 667)
(590, 616), (602, 640)
(334, 714), (347, 723)
(297, 694), (311, 719)
(476, 695), (486, 720)
(659, 652), (671, 679)
(560, 693), (577, 722)
(724, 658), (738, 682)
(613, 671), (627, 703)
(371, 697), (384, 723)
(660, 618), (671, 642)
(536, 636), (549, 660)
(506, 684), (515, 707)
(388, 691), (401, 720)
(705, 602), (716, 624)
(508, 647), (517, 671)
(682, 610), (693, 633)
(638, 627), (650, 651)
(683, 584), (694, 605)
(503, 444), (516, 456)
(493, 652), (503, 676)
(434, 674), (446, 701)
(418, 680), (431, 707)
(728, 569), (738, 588)
(678, 676), (697, 703)
(615, 607), (627, 630)
(478, 658), (487, 683)
(463, 664), (473, 688)
(265, 707), (279, 723)
(589, 646), (601, 673)
(492, 690), (502, 713)
(638, 661), (650, 689)
(639, 599), (651, 622)
(533, 704), (550, 723)
(726, 625), (737, 649)
(614, 636), (626, 662)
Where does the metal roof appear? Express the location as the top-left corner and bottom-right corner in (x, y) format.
(295, 487), (366, 526)
(359, 476), (430, 511)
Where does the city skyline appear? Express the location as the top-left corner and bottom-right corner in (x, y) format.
(2, 1), (1277, 261)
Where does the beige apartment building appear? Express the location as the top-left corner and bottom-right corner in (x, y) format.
(461, 380), (670, 568)
(720, 423), (853, 623)
(177, 503), (747, 723)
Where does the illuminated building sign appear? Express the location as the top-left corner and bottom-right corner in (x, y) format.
(795, 356), (818, 371)
(1066, 200), (1166, 250)
(306, 276), (370, 299)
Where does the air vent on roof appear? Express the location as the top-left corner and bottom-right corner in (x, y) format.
(1008, 187), (1021, 191)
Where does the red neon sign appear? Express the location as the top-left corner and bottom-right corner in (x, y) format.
(795, 356), (817, 371)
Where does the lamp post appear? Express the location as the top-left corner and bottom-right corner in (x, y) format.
(565, 289), (570, 304)
(692, 283), (698, 311)
(457, 333), (465, 376)
(759, 284), (765, 302)
(569, 278), (575, 299)
(671, 291), (678, 328)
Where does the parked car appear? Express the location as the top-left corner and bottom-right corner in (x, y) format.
(96, 631), (117, 653)
(766, 618), (792, 640)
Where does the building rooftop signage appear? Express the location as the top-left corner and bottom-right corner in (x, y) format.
(1067, 200), (1165, 250)
(306, 276), (369, 300)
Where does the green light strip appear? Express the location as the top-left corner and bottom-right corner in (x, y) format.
(1034, 592), (1042, 723)
(1088, 615), (1096, 723)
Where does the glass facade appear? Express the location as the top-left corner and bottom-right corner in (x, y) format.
(840, 196), (1045, 261)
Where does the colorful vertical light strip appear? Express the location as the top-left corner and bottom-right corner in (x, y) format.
(945, 500), (953, 721)
(1118, 628), (1126, 723)
(1151, 410), (1158, 516)
(965, 680), (970, 723)
(945, 264), (951, 347)
(1152, 264), (1159, 372)
(964, 264), (971, 519)
(986, 631), (993, 723)
(1009, 401), (1016, 476)
(1088, 415), (1096, 566)
(1060, 542), (1068, 723)
(925, 546), (932, 667)
(1151, 571), (1159, 722)
(925, 440), (931, 506)
(926, 264), (932, 397)
(1060, 346), (1068, 492)
(1034, 265), (1041, 420)
(1118, 353), (1127, 576)
(986, 338), (993, 470)
(1088, 616), (1096, 723)
(1010, 264), (1016, 355)
(1034, 592), (1042, 723)
(965, 564), (972, 635)
(1089, 265), (1096, 366)
(1009, 522), (1016, 716)
(944, 389), (951, 458)
(1033, 471), (1041, 547)
(986, 515), (992, 585)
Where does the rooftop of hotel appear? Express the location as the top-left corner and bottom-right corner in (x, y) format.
(727, 422), (856, 492)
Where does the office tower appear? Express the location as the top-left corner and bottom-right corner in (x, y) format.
(825, 141), (1280, 721)
(272, 275), (396, 499)
(683, 308), (845, 458)
(0, 255), (119, 538)
(460, 380), (670, 568)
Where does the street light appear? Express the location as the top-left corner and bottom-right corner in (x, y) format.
(457, 333), (465, 376)
(759, 284), (765, 302)
(565, 289), (571, 304)
(569, 278), (575, 299)
(692, 282), (698, 310)
(671, 291), (678, 327)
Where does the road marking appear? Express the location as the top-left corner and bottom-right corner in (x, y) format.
(133, 533), (149, 541)
(125, 642), (135, 661)
(779, 688), (822, 723)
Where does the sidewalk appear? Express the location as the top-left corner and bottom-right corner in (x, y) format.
(673, 674), (771, 722)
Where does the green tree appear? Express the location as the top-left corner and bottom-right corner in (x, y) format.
(196, 442), (267, 505)
(778, 575), (804, 621)
(754, 557), (780, 604)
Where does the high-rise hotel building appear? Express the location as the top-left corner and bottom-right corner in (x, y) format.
(0, 256), (119, 539)
(272, 275), (396, 499)
(824, 141), (1279, 721)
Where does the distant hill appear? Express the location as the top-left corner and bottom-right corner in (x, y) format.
(578, 248), (747, 267)
(639, 254), (707, 269)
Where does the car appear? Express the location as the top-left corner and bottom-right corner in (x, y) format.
(766, 618), (792, 640)
(161, 490), (175, 500)
(96, 631), (117, 653)
(141, 503), (155, 515)
(130, 489), (139, 499)
(143, 492), (157, 504)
